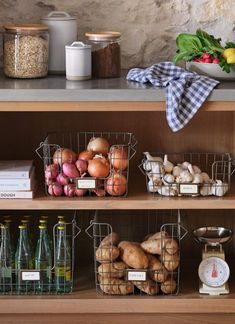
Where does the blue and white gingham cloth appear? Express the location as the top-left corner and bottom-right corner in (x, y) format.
(126, 62), (219, 132)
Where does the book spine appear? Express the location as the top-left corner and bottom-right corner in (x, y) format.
(0, 172), (30, 179)
(0, 179), (32, 191)
(0, 191), (34, 199)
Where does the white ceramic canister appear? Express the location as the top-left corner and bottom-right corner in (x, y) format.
(41, 11), (77, 74)
(65, 42), (91, 81)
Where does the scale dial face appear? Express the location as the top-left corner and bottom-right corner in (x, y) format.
(198, 256), (230, 288)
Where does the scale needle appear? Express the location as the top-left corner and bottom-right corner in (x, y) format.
(211, 263), (218, 278)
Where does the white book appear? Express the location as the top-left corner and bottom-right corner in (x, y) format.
(0, 160), (33, 179)
(0, 167), (35, 191)
(0, 190), (35, 199)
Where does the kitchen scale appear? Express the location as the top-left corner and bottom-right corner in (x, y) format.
(193, 227), (233, 295)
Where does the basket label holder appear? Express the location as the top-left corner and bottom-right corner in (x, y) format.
(21, 270), (40, 281)
(179, 183), (199, 195)
(127, 270), (147, 281)
(76, 177), (97, 190)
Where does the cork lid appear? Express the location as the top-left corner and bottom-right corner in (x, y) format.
(85, 31), (121, 41)
(4, 24), (48, 32)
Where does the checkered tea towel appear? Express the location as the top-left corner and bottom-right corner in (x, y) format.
(126, 62), (219, 132)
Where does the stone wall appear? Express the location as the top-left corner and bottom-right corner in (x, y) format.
(1, 0), (235, 68)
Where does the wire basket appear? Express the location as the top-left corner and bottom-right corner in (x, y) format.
(139, 152), (233, 197)
(36, 131), (137, 198)
(86, 210), (187, 296)
(0, 213), (80, 295)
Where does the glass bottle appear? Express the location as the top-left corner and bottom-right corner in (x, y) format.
(0, 224), (12, 293)
(15, 225), (33, 293)
(35, 225), (52, 293)
(55, 225), (72, 293)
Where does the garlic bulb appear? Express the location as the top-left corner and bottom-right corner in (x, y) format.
(192, 165), (202, 174)
(158, 185), (176, 196)
(163, 154), (174, 173)
(211, 180), (229, 197)
(181, 161), (190, 170)
(148, 179), (160, 193)
(172, 165), (182, 177)
(143, 152), (162, 171)
(201, 172), (210, 183)
(163, 173), (175, 185)
(200, 183), (212, 196)
(192, 173), (203, 184)
(178, 170), (193, 183)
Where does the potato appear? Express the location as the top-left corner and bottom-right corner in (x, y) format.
(161, 278), (177, 294)
(141, 238), (162, 255)
(147, 254), (169, 283)
(147, 231), (169, 241)
(99, 232), (119, 247)
(165, 239), (179, 255)
(99, 277), (133, 295)
(161, 252), (179, 271)
(98, 261), (128, 279)
(118, 241), (149, 269)
(96, 245), (120, 263)
(134, 279), (159, 296)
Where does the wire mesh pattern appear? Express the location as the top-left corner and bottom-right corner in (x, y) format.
(36, 131), (137, 198)
(86, 210), (187, 297)
(139, 152), (232, 197)
(0, 215), (80, 295)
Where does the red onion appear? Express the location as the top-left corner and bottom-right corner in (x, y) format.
(56, 173), (69, 186)
(64, 184), (76, 197)
(48, 183), (63, 196)
(75, 188), (88, 197)
(45, 164), (59, 179)
(75, 159), (88, 176)
(62, 163), (80, 178)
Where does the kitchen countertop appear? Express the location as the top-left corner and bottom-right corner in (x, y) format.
(0, 70), (234, 102)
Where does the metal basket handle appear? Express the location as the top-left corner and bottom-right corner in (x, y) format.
(129, 135), (138, 160)
(35, 143), (61, 160)
(85, 220), (95, 239)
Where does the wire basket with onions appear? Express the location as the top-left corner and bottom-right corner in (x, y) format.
(139, 152), (233, 197)
(36, 131), (137, 198)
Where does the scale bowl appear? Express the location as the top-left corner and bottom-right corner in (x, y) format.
(193, 227), (233, 245)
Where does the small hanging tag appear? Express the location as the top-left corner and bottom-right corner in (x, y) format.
(127, 270), (147, 281)
(21, 271), (40, 281)
(179, 183), (199, 194)
(76, 177), (97, 189)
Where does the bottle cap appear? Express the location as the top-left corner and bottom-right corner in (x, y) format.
(18, 225), (26, 229)
(39, 225), (47, 229)
(57, 226), (65, 230)
(58, 220), (65, 224)
(39, 219), (47, 224)
(4, 219), (12, 224)
(21, 219), (29, 224)
(23, 215), (31, 219)
(58, 215), (65, 220)
(41, 216), (48, 220)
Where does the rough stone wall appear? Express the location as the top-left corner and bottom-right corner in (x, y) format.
(1, 0), (235, 68)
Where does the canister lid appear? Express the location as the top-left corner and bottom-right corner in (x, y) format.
(4, 24), (48, 32)
(66, 41), (91, 49)
(42, 11), (76, 21)
(85, 31), (121, 41)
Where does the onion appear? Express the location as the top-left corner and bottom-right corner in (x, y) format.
(109, 146), (128, 171)
(75, 159), (88, 176)
(87, 137), (110, 155)
(93, 188), (106, 197)
(48, 183), (63, 196)
(56, 173), (69, 186)
(78, 150), (95, 161)
(105, 173), (127, 196)
(75, 188), (87, 197)
(53, 148), (77, 166)
(88, 155), (110, 178)
(62, 162), (80, 178)
(45, 163), (59, 179)
(64, 184), (76, 197)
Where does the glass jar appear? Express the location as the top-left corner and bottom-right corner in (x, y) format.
(85, 31), (121, 78)
(3, 24), (49, 79)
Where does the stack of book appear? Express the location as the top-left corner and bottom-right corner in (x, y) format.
(0, 160), (35, 199)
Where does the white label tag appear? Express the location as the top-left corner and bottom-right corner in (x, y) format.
(179, 184), (198, 194)
(77, 178), (96, 189)
(127, 271), (146, 281)
(22, 271), (40, 281)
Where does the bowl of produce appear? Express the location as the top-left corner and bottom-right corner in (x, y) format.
(173, 29), (235, 80)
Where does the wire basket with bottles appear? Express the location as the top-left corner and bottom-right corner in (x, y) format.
(0, 213), (80, 295)
(36, 131), (137, 198)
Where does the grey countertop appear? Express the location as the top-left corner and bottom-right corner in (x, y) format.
(0, 71), (234, 102)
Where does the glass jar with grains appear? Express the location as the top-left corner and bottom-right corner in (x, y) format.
(3, 24), (49, 79)
(85, 31), (121, 78)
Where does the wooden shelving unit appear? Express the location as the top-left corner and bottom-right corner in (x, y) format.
(1, 74), (235, 323)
